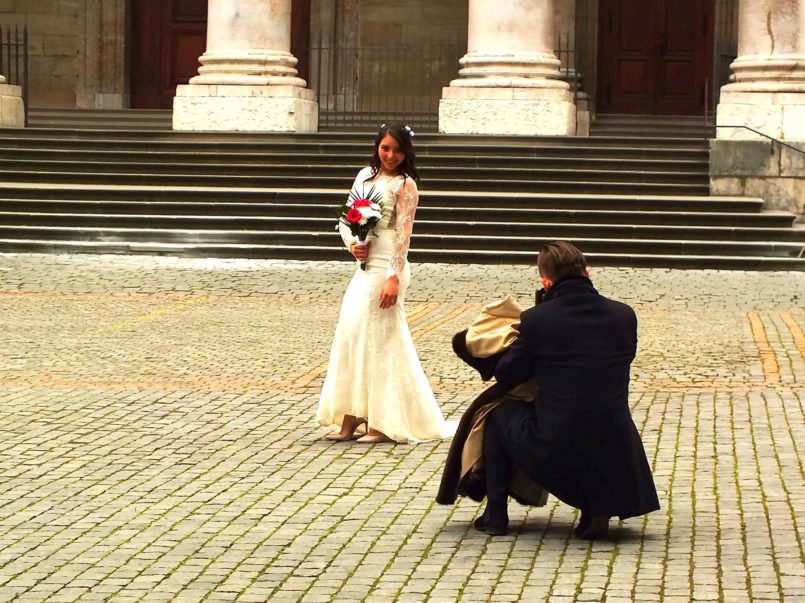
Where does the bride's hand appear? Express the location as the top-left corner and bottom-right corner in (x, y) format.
(379, 276), (399, 309)
(350, 241), (370, 261)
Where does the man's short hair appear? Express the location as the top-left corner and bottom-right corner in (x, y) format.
(537, 241), (587, 281)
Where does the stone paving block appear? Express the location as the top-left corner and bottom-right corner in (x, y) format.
(0, 255), (802, 601)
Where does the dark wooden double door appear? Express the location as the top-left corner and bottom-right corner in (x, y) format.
(597, 0), (713, 115)
(130, 0), (311, 109)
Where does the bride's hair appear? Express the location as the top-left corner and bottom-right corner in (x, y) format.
(367, 122), (420, 183)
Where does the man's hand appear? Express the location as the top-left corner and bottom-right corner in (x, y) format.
(350, 241), (370, 262)
(379, 275), (399, 309)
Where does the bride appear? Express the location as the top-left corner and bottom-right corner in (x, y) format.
(316, 123), (452, 444)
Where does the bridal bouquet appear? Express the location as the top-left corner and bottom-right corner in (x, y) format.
(336, 184), (383, 270)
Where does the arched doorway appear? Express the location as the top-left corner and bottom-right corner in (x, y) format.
(597, 0), (714, 115)
(130, 0), (311, 109)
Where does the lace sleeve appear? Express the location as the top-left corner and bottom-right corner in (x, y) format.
(387, 177), (419, 278)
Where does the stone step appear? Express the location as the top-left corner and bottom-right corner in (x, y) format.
(0, 236), (800, 270)
(0, 189), (761, 212)
(0, 205), (793, 228)
(1, 214), (801, 242)
(0, 169), (710, 195)
(1, 128), (712, 150)
(589, 115), (714, 139)
(2, 223), (802, 254)
(0, 160), (709, 185)
(0, 148), (710, 171)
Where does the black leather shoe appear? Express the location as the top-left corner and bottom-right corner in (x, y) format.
(577, 516), (609, 540)
(473, 505), (509, 536)
(573, 512), (592, 538)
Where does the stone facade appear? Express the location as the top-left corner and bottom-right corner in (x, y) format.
(0, 1), (80, 107)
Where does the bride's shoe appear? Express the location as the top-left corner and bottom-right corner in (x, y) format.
(324, 418), (367, 442)
(356, 430), (394, 444)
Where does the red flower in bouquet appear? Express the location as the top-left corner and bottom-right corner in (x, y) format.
(336, 183), (384, 270)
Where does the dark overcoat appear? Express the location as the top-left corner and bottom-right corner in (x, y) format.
(436, 332), (545, 506)
(490, 276), (659, 519)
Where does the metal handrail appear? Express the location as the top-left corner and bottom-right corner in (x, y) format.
(715, 125), (805, 157)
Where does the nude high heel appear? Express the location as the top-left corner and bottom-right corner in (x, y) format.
(324, 418), (367, 442)
(355, 430), (394, 444)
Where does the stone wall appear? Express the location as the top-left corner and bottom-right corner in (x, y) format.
(0, 0), (80, 107)
(710, 139), (805, 220)
(360, 0), (467, 45)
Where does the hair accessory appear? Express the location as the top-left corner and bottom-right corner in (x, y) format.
(404, 125), (415, 137)
(380, 123), (387, 129)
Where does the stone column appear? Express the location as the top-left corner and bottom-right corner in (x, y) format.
(0, 74), (25, 128)
(716, 0), (805, 141)
(439, 0), (575, 136)
(173, 0), (318, 132)
(76, 0), (130, 109)
(712, 0), (805, 218)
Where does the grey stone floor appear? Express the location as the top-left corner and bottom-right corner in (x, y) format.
(0, 253), (803, 602)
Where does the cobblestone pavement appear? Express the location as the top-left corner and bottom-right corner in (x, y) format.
(0, 253), (803, 603)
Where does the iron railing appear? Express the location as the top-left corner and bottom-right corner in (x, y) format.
(0, 25), (28, 125)
(308, 32), (464, 132)
(308, 32), (582, 133)
(716, 125), (805, 157)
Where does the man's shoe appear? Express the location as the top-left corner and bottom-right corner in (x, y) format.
(574, 512), (592, 538)
(472, 505), (509, 536)
(577, 516), (609, 540)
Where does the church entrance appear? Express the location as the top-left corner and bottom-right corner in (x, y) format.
(596, 0), (714, 115)
(130, 0), (310, 109)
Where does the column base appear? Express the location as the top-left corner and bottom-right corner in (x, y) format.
(439, 87), (575, 136)
(716, 90), (805, 141)
(0, 83), (24, 128)
(173, 85), (318, 132)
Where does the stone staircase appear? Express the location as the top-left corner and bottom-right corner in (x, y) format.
(1, 116), (804, 269)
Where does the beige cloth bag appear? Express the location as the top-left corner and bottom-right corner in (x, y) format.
(465, 294), (523, 358)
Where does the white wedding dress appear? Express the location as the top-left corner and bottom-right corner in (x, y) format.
(316, 167), (452, 442)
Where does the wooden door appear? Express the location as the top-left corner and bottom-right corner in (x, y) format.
(131, 0), (311, 109)
(597, 0), (713, 115)
(131, 0), (207, 109)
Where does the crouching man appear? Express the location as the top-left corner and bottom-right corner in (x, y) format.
(476, 242), (659, 538)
